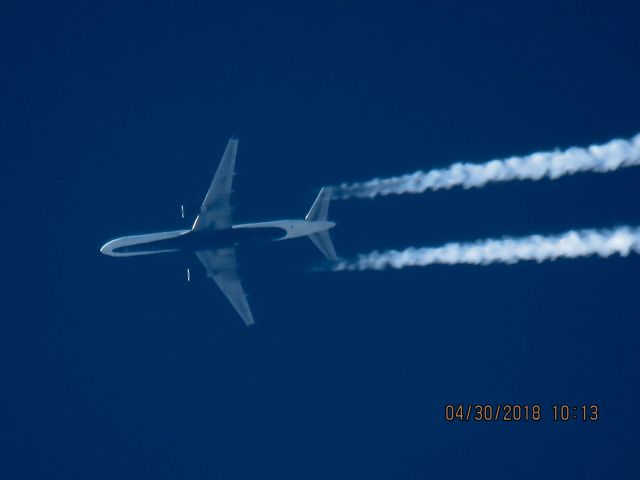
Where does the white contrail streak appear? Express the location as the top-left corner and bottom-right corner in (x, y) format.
(332, 226), (640, 271)
(333, 133), (640, 199)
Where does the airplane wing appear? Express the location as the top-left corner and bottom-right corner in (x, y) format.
(192, 138), (238, 231)
(195, 247), (255, 326)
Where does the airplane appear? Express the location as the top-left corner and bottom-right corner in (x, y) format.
(100, 138), (337, 326)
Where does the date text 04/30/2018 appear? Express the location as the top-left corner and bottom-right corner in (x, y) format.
(444, 404), (599, 422)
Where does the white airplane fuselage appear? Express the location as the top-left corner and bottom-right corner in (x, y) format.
(100, 219), (336, 257)
(101, 137), (337, 325)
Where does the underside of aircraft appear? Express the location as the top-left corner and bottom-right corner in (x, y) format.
(101, 139), (337, 326)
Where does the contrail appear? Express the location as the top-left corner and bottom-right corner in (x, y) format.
(332, 226), (640, 271)
(333, 133), (640, 199)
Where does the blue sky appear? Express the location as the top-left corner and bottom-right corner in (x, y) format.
(2, 1), (640, 478)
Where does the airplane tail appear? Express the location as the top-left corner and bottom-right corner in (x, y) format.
(305, 187), (338, 261)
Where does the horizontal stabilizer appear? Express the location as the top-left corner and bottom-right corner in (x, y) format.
(308, 231), (337, 261)
(305, 187), (333, 222)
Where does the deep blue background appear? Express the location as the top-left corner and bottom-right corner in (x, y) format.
(2, 1), (640, 478)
